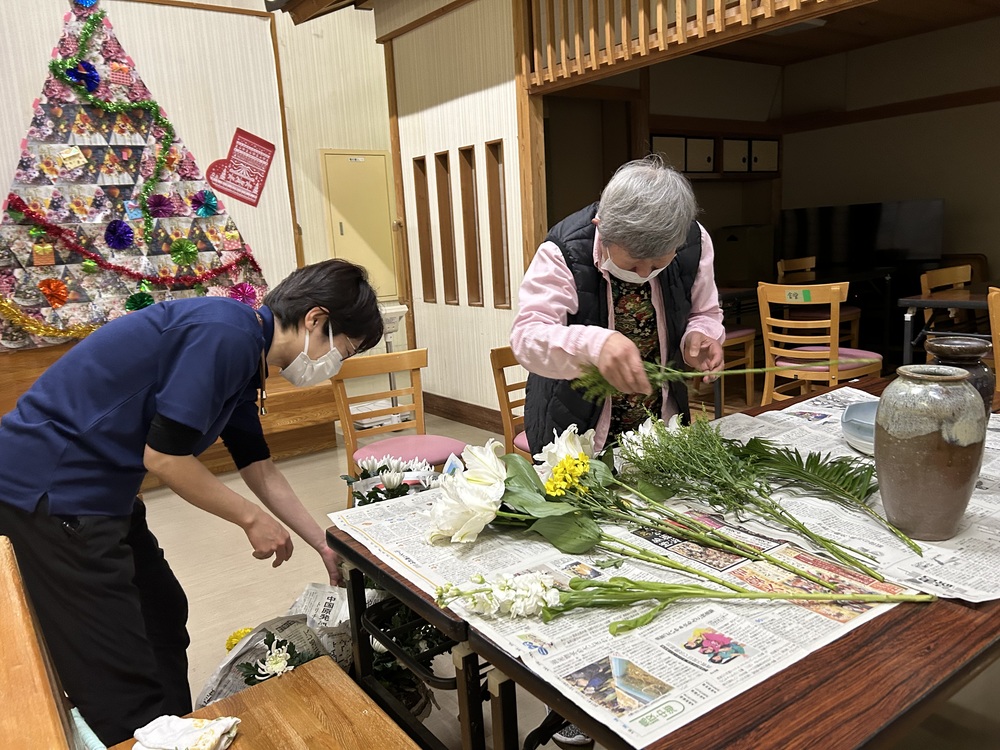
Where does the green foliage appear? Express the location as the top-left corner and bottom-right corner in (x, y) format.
(617, 417), (894, 578)
(529, 513), (603, 554)
(736, 438), (921, 554)
(503, 453), (547, 493)
(573, 359), (879, 404)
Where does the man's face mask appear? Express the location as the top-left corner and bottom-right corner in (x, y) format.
(280, 321), (343, 388)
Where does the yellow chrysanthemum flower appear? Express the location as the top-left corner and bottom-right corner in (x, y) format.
(544, 453), (590, 497)
(226, 627), (253, 652)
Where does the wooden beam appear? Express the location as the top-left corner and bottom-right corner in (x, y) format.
(526, 0), (877, 94)
(373, 0), (478, 42)
(550, 82), (642, 100)
(268, 15), (304, 268)
(383, 40), (416, 349)
(775, 85), (1000, 134)
(631, 67), (651, 158)
(650, 113), (783, 138)
(132, 0), (270, 17)
(589, 0), (600, 70)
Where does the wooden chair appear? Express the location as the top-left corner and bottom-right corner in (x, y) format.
(331, 348), (467, 492)
(989, 287), (1000, 410)
(940, 253), (989, 284)
(920, 264), (974, 327)
(721, 327), (756, 410)
(489, 346), (532, 460)
(757, 282), (883, 405)
(776, 256), (817, 284)
(0, 536), (78, 748)
(777, 256), (861, 347)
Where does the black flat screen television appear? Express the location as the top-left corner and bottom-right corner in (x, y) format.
(778, 199), (944, 272)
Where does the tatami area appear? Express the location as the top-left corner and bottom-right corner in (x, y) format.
(143, 414), (1000, 750)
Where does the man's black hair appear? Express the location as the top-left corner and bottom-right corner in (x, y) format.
(263, 259), (384, 352)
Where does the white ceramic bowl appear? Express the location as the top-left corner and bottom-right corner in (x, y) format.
(841, 401), (878, 455)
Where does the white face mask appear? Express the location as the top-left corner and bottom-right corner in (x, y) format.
(280, 322), (343, 388)
(600, 256), (667, 285)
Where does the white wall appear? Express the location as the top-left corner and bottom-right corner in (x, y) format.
(781, 18), (1000, 263)
(650, 55), (783, 121)
(274, 9), (392, 268)
(393, 0), (522, 405)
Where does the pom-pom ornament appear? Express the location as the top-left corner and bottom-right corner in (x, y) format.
(169, 238), (198, 266)
(125, 291), (154, 311)
(104, 219), (134, 250)
(191, 189), (218, 218)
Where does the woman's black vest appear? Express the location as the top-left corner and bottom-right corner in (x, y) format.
(524, 202), (703, 455)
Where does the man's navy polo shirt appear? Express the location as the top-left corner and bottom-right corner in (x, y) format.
(0, 297), (275, 517)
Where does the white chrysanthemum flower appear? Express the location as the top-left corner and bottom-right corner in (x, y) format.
(405, 458), (434, 473)
(385, 456), (408, 474)
(379, 470), (404, 490)
(357, 455), (389, 475)
(258, 644), (293, 677)
(425, 472), (502, 544)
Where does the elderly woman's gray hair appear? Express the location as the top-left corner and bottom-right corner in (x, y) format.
(596, 156), (698, 260)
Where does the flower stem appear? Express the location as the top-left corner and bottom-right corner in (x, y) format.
(597, 535), (746, 593)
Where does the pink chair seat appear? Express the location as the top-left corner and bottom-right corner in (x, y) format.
(775, 346), (882, 373)
(513, 430), (530, 452)
(790, 305), (861, 320)
(353, 434), (468, 467)
(724, 327), (755, 341)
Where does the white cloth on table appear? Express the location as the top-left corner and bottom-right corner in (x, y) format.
(131, 715), (240, 750)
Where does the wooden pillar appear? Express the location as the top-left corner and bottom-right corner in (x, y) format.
(513, 0), (548, 269)
(383, 39), (417, 350)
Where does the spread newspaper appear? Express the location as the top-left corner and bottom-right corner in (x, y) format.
(329, 387), (1000, 748)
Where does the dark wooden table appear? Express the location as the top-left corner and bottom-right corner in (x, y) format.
(898, 284), (991, 364)
(327, 377), (1000, 749)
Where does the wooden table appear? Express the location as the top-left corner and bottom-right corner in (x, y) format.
(109, 657), (418, 750)
(326, 377), (1000, 749)
(898, 286), (991, 364)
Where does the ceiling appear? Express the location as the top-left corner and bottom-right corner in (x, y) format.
(697, 0), (1000, 66)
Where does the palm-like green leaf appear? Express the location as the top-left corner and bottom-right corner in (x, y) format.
(736, 438), (921, 555)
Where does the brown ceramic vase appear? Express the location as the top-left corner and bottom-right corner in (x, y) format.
(924, 335), (994, 416)
(874, 365), (986, 541)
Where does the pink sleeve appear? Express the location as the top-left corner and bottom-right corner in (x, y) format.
(510, 241), (615, 379)
(679, 225), (726, 350)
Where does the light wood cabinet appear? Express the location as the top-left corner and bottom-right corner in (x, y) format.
(685, 138), (715, 172)
(750, 140), (779, 172)
(722, 139), (750, 172)
(651, 136), (686, 171)
(651, 133), (780, 178)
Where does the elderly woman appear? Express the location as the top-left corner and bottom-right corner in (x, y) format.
(511, 156), (725, 456)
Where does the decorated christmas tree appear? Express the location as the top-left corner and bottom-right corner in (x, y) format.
(0, 0), (268, 351)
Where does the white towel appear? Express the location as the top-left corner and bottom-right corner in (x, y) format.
(132, 715), (240, 750)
